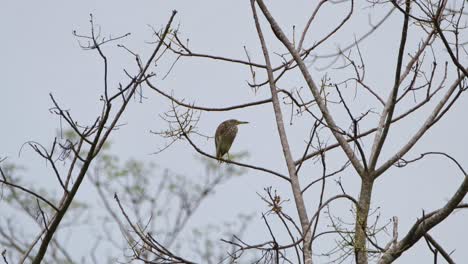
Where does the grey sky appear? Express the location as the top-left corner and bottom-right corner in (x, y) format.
(1, 0), (467, 263)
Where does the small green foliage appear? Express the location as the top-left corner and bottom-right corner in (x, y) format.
(63, 129), (78, 141)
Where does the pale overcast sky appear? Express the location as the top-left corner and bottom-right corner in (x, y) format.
(1, 1), (467, 263)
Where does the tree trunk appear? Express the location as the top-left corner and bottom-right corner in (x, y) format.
(354, 176), (374, 264)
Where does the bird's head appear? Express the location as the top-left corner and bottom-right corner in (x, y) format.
(232, 119), (249, 126)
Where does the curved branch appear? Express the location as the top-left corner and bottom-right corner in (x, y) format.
(146, 80), (272, 111)
(182, 130), (290, 182)
(0, 167), (59, 212)
(397, 152), (467, 177)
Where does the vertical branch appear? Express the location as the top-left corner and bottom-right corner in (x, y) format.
(354, 2), (410, 263)
(368, 0), (411, 172)
(353, 176), (374, 264)
(354, 2), (411, 263)
(250, 1), (313, 263)
(90, 15), (110, 103)
(310, 152), (327, 241)
(255, 0), (365, 177)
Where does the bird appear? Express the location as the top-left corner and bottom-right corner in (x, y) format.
(215, 119), (249, 162)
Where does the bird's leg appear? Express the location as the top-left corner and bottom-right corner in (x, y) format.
(218, 154), (225, 164)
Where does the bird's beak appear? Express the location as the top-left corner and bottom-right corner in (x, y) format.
(237, 121), (249, 125)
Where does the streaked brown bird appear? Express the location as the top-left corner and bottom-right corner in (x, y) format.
(215, 119), (249, 162)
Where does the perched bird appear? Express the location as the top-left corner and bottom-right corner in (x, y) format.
(215, 119), (249, 162)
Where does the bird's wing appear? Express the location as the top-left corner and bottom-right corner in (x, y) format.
(215, 125), (223, 156)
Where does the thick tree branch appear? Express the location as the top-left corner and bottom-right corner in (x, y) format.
(374, 67), (467, 178)
(368, 0), (411, 172)
(251, 1), (313, 263)
(255, 0), (365, 177)
(379, 154), (468, 263)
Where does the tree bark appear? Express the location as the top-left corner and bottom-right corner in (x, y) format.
(354, 175), (374, 264)
(251, 1), (313, 263)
